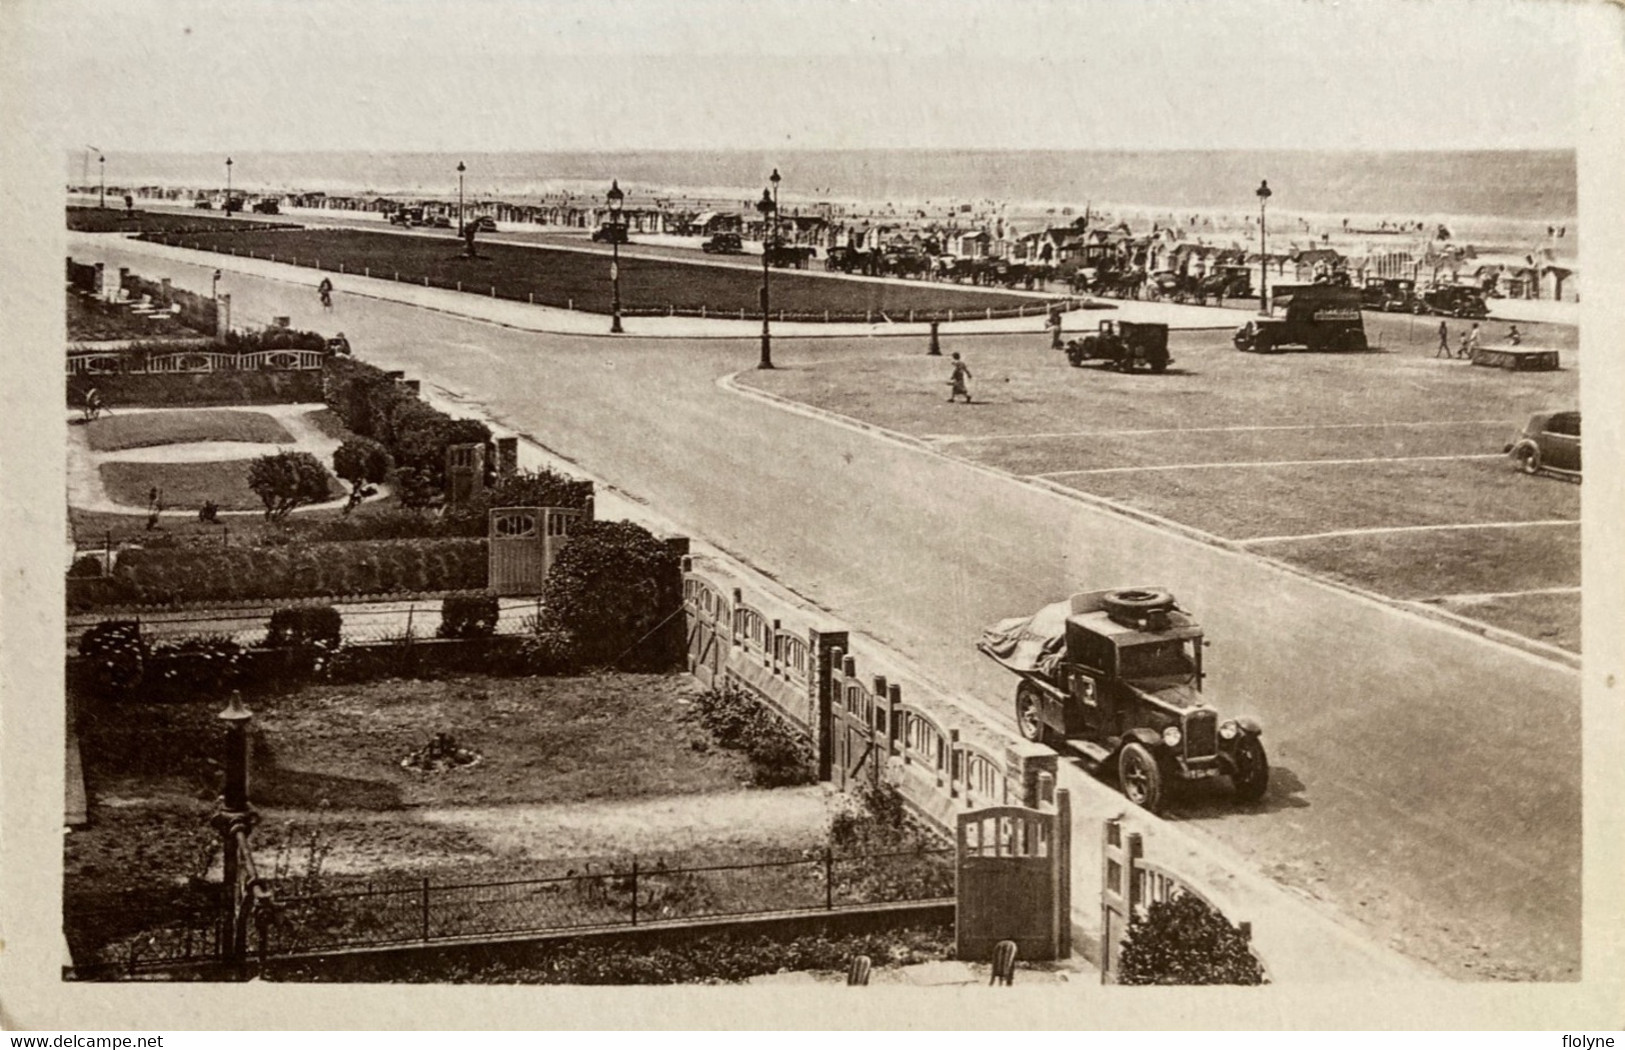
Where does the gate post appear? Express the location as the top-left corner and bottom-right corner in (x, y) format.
(808, 628), (848, 782)
(1054, 788), (1071, 959)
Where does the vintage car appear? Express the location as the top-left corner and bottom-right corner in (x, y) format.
(1422, 285), (1489, 319)
(467, 215), (497, 233)
(701, 232), (744, 254)
(979, 588), (1268, 813)
(1361, 277), (1419, 313)
(1064, 320), (1172, 373)
(1505, 410), (1581, 480)
(590, 223), (629, 244)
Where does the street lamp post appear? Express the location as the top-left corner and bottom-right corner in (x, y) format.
(607, 180), (624, 334)
(457, 161), (466, 236)
(212, 269), (222, 300)
(757, 186), (776, 370)
(98, 154), (106, 209)
(225, 157), (234, 214)
(1256, 179), (1272, 316)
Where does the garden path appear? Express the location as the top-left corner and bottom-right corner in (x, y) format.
(258, 786), (837, 874)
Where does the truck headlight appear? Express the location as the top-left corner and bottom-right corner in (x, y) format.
(1162, 726), (1182, 748)
(1218, 720), (1239, 740)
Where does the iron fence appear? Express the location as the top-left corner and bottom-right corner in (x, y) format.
(258, 846), (954, 957)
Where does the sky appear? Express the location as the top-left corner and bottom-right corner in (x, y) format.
(13, 0), (1589, 153)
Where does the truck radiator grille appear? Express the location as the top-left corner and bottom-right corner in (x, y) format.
(1184, 709), (1218, 760)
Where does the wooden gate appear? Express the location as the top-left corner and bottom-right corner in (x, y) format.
(488, 506), (581, 596)
(683, 577), (726, 686)
(955, 791), (1071, 963)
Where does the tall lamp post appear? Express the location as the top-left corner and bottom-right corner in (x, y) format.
(225, 157), (234, 214)
(457, 161), (466, 236)
(1256, 179), (1272, 316)
(98, 154), (106, 209)
(756, 186), (776, 370)
(607, 180), (624, 334)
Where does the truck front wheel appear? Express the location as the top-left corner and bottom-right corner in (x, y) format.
(1231, 737), (1270, 803)
(1015, 683), (1048, 744)
(1119, 742), (1165, 812)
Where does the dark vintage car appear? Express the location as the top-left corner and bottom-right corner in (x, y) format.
(591, 223), (629, 244)
(466, 215), (497, 233)
(1505, 410), (1580, 480)
(1423, 285), (1489, 319)
(1361, 277), (1419, 313)
(192, 199), (214, 209)
(701, 232), (743, 254)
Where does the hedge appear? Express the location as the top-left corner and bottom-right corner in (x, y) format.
(66, 370), (324, 408)
(323, 356), (491, 489)
(88, 538), (488, 606)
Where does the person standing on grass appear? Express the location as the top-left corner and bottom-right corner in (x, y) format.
(1436, 320), (1451, 358)
(1464, 322), (1481, 359)
(947, 352), (973, 403)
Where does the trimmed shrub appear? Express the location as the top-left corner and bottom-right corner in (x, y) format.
(438, 593), (500, 639)
(69, 555), (105, 578)
(1117, 891), (1268, 986)
(247, 450), (333, 520)
(77, 620), (148, 697)
(332, 436), (391, 513)
(264, 606), (343, 649)
(99, 538), (487, 605)
(541, 520), (683, 670)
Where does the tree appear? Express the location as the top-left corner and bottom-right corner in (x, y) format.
(332, 437), (392, 514)
(1117, 891), (1267, 985)
(541, 520), (683, 670)
(247, 451), (331, 520)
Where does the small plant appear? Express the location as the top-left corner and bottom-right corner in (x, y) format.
(438, 593), (500, 639)
(685, 686), (816, 787)
(150, 634), (244, 698)
(401, 732), (483, 774)
(1117, 891), (1268, 986)
(77, 619), (148, 698)
(264, 605), (343, 649)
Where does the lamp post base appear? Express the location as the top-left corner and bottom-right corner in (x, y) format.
(758, 336), (774, 369)
(611, 315), (624, 334)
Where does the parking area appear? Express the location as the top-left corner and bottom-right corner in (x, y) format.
(742, 311), (1581, 652)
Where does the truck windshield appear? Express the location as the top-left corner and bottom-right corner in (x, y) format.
(1118, 640), (1196, 683)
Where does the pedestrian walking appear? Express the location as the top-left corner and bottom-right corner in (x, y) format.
(318, 277), (334, 310)
(1463, 322), (1481, 360)
(947, 352), (972, 403)
(1435, 320), (1450, 358)
(1046, 310), (1063, 350)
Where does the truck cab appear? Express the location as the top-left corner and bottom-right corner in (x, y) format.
(1234, 284), (1368, 353)
(980, 588), (1267, 812)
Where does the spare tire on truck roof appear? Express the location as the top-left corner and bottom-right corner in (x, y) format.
(1101, 588), (1176, 618)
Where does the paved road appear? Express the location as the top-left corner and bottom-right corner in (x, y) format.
(80, 241), (1582, 980)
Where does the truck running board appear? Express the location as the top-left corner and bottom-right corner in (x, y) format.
(1064, 738), (1112, 764)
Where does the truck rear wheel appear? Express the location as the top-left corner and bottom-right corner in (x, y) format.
(1015, 682), (1048, 744)
(1231, 737), (1269, 803)
(1119, 743), (1164, 812)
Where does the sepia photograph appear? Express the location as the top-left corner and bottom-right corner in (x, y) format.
(1, 0), (1622, 1031)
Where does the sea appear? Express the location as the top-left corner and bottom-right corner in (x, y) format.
(70, 148), (1578, 254)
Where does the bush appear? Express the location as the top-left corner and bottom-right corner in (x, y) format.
(1117, 891), (1268, 986)
(332, 437), (391, 514)
(264, 606), (343, 649)
(685, 687), (816, 787)
(100, 538), (488, 605)
(247, 450), (332, 520)
(438, 593), (499, 639)
(541, 520), (683, 670)
(77, 620), (148, 697)
(441, 468), (594, 536)
(322, 356), (491, 492)
(148, 635), (244, 699)
(516, 619), (580, 675)
(68, 555), (105, 578)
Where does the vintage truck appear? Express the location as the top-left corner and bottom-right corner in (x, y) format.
(978, 588), (1268, 813)
(1233, 284), (1368, 353)
(1063, 320), (1172, 373)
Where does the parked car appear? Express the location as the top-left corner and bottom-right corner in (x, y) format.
(702, 232), (744, 254)
(467, 216), (497, 233)
(591, 224), (629, 244)
(1423, 285), (1489, 319)
(1064, 320), (1172, 373)
(1361, 277), (1419, 313)
(192, 199), (214, 210)
(1505, 410), (1581, 480)
(429, 215), (453, 229)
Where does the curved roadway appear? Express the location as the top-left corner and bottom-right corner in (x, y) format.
(77, 238), (1582, 980)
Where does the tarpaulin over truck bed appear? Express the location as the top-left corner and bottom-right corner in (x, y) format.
(978, 599), (1071, 677)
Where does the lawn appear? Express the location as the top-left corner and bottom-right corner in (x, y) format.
(146, 226), (1053, 318)
(67, 206), (297, 235)
(99, 459), (342, 512)
(85, 409), (294, 451)
(1429, 590), (1581, 653)
(67, 292), (200, 342)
